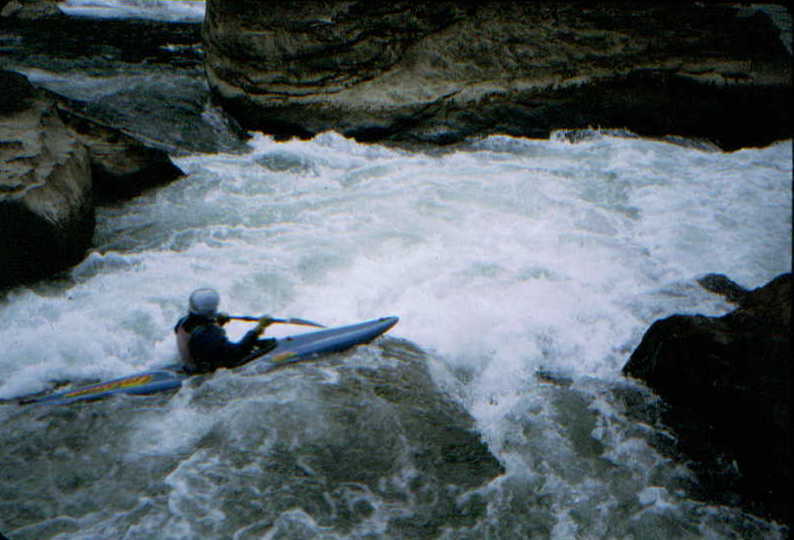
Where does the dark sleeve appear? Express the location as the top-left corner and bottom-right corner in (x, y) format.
(237, 329), (261, 350)
(189, 325), (260, 371)
(174, 315), (187, 333)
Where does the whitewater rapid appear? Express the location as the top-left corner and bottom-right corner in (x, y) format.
(58, 0), (205, 21)
(3, 132), (790, 396)
(1, 131), (791, 538)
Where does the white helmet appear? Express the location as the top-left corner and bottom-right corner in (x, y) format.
(188, 288), (220, 316)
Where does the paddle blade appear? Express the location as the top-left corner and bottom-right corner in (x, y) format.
(281, 317), (326, 328)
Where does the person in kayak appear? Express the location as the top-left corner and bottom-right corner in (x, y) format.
(174, 288), (277, 373)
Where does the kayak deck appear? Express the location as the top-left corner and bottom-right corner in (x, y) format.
(246, 316), (399, 368)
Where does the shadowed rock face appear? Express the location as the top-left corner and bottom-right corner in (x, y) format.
(1, 71), (184, 288)
(0, 71), (94, 288)
(1, 13), (249, 156)
(203, 0), (792, 149)
(0, 0), (61, 20)
(53, 98), (184, 202)
(623, 274), (792, 526)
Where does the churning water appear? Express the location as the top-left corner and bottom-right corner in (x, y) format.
(1, 130), (790, 538)
(58, 0), (206, 21)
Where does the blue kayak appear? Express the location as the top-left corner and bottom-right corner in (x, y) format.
(21, 316), (398, 406)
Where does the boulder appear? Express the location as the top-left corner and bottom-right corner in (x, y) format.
(203, 0), (792, 149)
(1, 71), (185, 288)
(188, 337), (506, 537)
(53, 100), (184, 201)
(695, 272), (749, 304)
(2, 15), (249, 155)
(623, 273), (792, 525)
(0, 70), (93, 288)
(0, 0), (61, 20)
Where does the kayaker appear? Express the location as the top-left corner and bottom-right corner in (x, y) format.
(174, 288), (277, 373)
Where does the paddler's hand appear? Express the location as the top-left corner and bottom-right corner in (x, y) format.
(215, 312), (230, 326)
(254, 315), (275, 335)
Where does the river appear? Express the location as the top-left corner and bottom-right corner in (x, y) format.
(0, 1), (791, 539)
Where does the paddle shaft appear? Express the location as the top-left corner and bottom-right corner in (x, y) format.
(227, 316), (325, 328)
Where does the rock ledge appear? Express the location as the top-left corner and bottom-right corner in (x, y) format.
(203, 0), (792, 150)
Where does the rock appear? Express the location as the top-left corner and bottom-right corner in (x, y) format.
(0, 0), (61, 20)
(696, 273), (749, 303)
(623, 273), (792, 526)
(52, 98), (184, 201)
(203, 1), (792, 150)
(0, 336), (504, 537)
(0, 68), (36, 114)
(1, 70), (185, 287)
(346, 339), (505, 492)
(0, 70), (93, 288)
(1, 15), (249, 155)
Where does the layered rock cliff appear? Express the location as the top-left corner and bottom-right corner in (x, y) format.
(0, 71), (94, 288)
(203, 1), (792, 149)
(0, 71), (183, 288)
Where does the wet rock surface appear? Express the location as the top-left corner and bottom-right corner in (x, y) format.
(0, 0), (61, 20)
(623, 273), (792, 526)
(0, 70), (93, 288)
(0, 70), (185, 288)
(204, 0), (792, 150)
(0, 9), (251, 287)
(695, 272), (749, 304)
(52, 95), (183, 202)
(0, 13), (248, 155)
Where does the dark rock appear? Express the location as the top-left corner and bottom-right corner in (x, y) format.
(697, 273), (749, 303)
(0, 70), (36, 114)
(1, 14), (203, 68)
(203, 1), (792, 150)
(1, 71), (186, 287)
(0, 336), (504, 537)
(293, 338), (505, 537)
(355, 339), (504, 490)
(53, 99), (184, 202)
(0, 70), (93, 288)
(0, 15), (249, 155)
(623, 273), (792, 526)
(0, 0), (62, 20)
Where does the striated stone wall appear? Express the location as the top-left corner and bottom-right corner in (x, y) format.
(203, 0), (792, 149)
(0, 71), (184, 288)
(0, 71), (94, 287)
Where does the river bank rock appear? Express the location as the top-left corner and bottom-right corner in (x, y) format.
(695, 272), (749, 304)
(0, 0), (61, 20)
(52, 96), (184, 201)
(0, 70), (93, 288)
(1, 70), (185, 288)
(203, 0), (792, 150)
(0, 14), (249, 155)
(622, 273), (792, 526)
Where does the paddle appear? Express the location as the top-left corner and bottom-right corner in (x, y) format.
(226, 315), (326, 328)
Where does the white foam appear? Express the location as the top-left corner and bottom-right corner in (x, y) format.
(59, 0), (205, 21)
(1, 134), (790, 414)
